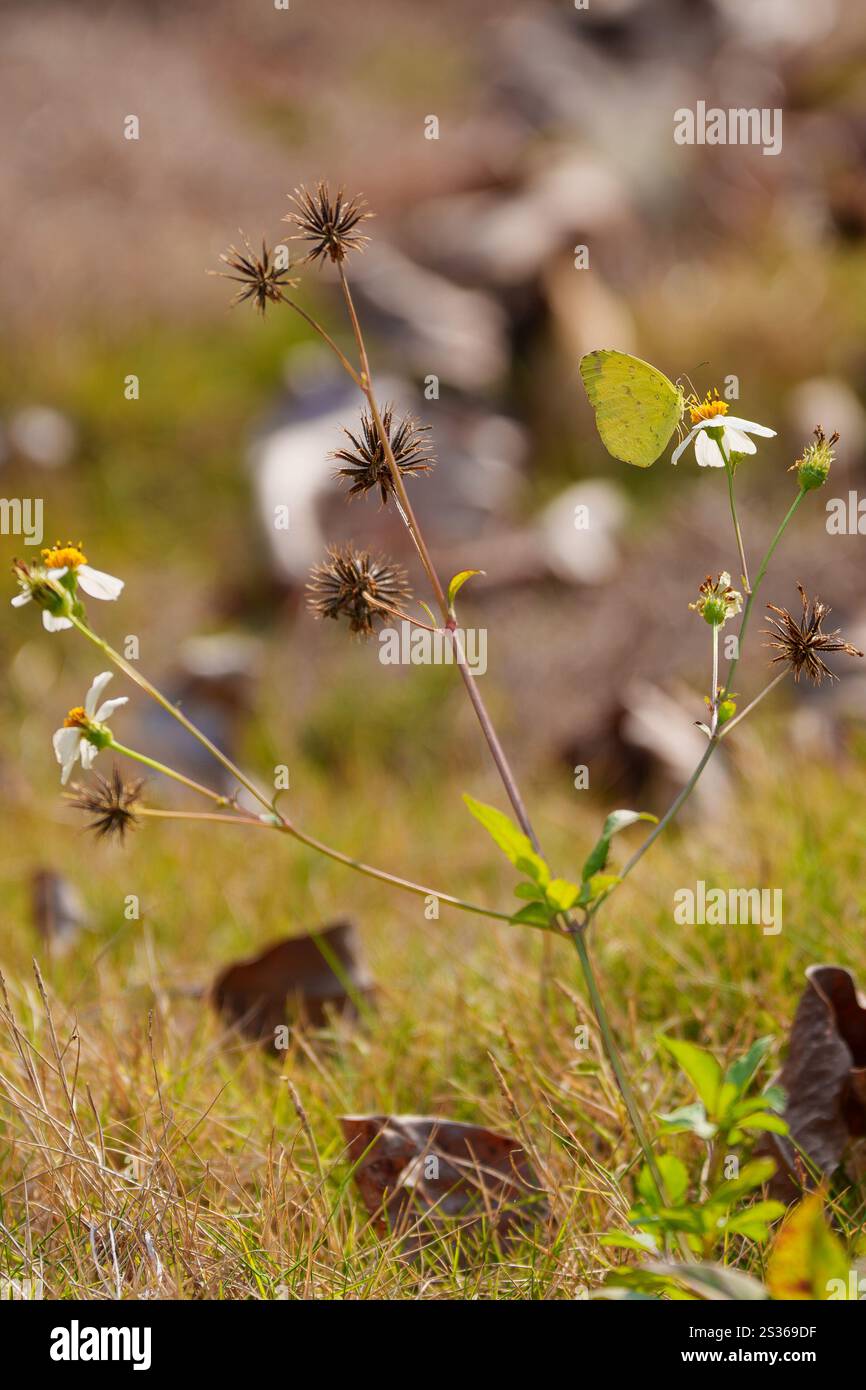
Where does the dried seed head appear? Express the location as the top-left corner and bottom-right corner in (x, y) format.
(212, 234), (299, 314)
(68, 765), (145, 842)
(284, 182), (372, 266)
(332, 405), (434, 506)
(764, 584), (863, 685)
(307, 545), (411, 638)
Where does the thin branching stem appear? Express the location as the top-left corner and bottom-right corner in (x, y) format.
(71, 616), (274, 814)
(721, 445), (751, 593)
(136, 806), (531, 929)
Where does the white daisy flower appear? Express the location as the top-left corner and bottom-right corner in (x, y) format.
(41, 542), (124, 598)
(11, 561), (74, 630)
(52, 671), (128, 785)
(11, 544), (123, 632)
(672, 394), (775, 467)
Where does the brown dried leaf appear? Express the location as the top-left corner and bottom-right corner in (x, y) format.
(766, 965), (866, 1199)
(340, 1114), (549, 1251)
(30, 868), (87, 957)
(211, 920), (374, 1044)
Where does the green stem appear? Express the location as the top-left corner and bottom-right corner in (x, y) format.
(71, 616), (274, 814)
(135, 805), (531, 930)
(710, 622), (720, 732)
(107, 741), (229, 806)
(721, 490), (806, 701)
(717, 670), (789, 739)
(594, 738), (719, 909)
(570, 929), (670, 1201)
(721, 445), (751, 593)
(585, 490), (809, 916)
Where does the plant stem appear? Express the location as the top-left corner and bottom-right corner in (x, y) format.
(585, 490), (808, 913)
(108, 741), (229, 806)
(280, 295), (363, 386)
(135, 805), (530, 929)
(721, 446), (751, 593)
(717, 670), (788, 738)
(334, 263), (669, 1202)
(71, 616), (274, 814)
(721, 489), (805, 700)
(594, 739), (720, 911)
(710, 622), (720, 733)
(571, 927), (669, 1200)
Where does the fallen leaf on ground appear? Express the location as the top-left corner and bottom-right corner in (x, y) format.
(211, 920), (373, 1044)
(339, 1114), (549, 1252)
(30, 868), (87, 957)
(764, 964), (866, 1199)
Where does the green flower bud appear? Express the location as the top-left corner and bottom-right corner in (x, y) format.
(690, 571), (743, 627)
(789, 426), (837, 492)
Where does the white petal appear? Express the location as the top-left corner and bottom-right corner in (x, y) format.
(45, 567), (69, 580)
(42, 611), (73, 632)
(77, 565), (124, 600)
(718, 417), (775, 437)
(52, 727), (82, 784)
(85, 671), (114, 717)
(94, 696), (127, 722)
(671, 427), (699, 465)
(695, 430), (726, 467)
(11, 592), (32, 607)
(80, 742), (99, 770)
(722, 426), (756, 455)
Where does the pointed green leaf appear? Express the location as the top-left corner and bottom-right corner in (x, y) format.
(734, 1112), (789, 1136)
(646, 1262), (770, 1301)
(659, 1038), (722, 1113)
(544, 877), (582, 912)
(510, 902), (554, 928)
(463, 794), (549, 884)
(638, 1155), (689, 1209)
(581, 809), (657, 882)
(723, 1036), (774, 1100)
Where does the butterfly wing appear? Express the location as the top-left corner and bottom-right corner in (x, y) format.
(580, 349), (684, 467)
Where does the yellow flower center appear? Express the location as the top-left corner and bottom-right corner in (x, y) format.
(689, 392), (729, 425)
(42, 542), (87, 570)
(63, 706), (88, 729)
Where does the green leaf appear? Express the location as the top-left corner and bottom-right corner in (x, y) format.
(659, 1038), (722, 1113)
(723, 1200), (786, 1240)
(600, 1230), (658, 1254)
(580, 873), (621, 906)
(513, 881), (546, 901)
(723, 1036), (774, 1101)
(509, 902), (554, 928)
(463, 794), (549, 885)
(734, 1112), (789, 1136)
(637, 1156), (689, 1209)
(710, 1158), (776, 1205)
(767, 1193), (849, 1300)
(646, 1261), (770, 1301)
(447, 569), (484, 611)
(418, 601), (439, 628)
(657, 1102), (717, 1141)
(544, 877), (582, 912)
(581, 809), (657, 882)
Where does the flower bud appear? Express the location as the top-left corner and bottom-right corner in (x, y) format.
(789, 426), (837, 492)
